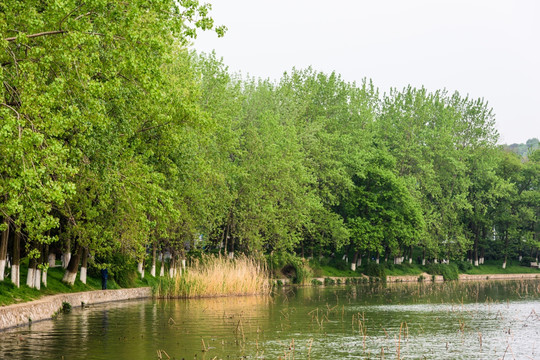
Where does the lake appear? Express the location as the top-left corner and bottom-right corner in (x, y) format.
(2, 280), (539, 359)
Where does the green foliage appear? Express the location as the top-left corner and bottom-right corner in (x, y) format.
(109, 254), (138, 289)
(362, 262), (386, 281)
(268, 253), (313, 284)
(61, 302), (72, 314)
(454, 260), (473, 272)
(425, 263), (459, 281)
(0, 0), (537, 299)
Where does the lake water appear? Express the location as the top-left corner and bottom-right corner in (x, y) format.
(2, 280), (540, 359)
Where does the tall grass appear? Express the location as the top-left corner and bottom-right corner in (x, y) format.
(155, 255), (271, 298)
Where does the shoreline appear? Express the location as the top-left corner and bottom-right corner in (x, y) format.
(0, 287), (151, 331)
(2, 273), (540, 331)
(276, 272), (540, 285)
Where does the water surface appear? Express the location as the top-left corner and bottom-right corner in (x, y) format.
(2, 280), (540, 359)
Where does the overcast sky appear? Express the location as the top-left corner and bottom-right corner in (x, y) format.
(193, 0), (539, 145)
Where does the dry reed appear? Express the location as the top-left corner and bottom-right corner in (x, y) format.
(156, 254), (271, 298)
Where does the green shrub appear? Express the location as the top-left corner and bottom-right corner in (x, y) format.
(61, 301), (72, 313)
(267, 252), (313, 284)
(363, 262), (386, 281)
(110, 254), (138, 288)
(455, 260), (473, 272)
(328, 257), (348, 271)
(425, 263), (459, 281)
(520, 256), (536, 267)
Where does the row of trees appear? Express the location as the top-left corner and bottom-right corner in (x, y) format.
(1, 1), (539, 288)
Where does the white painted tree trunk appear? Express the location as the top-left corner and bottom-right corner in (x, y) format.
(34, 269), (41, 290)
(62, 270), (77, 285)
(42, 269), (47, 287)
(26, 268), (35, 288)
(181, 259), (186, 269)
(434, 259), (438, 264)
(357, 257), (362, 267)
(409, 258), (413, 264)
(62, 252), (71, 269)
(150, 264), (156, 277)
(80, 266), (87, 284)
(474, 260), (479, 266)
(376, 256), (379, 264)
(48, 253), (56, 267)
(169, 267), (174, 278)
(351, 263), (356, 271)
(228, 251), (234, 259)
(159, 263), (164, 277)
(137, 262), (144, 278)
(422, 258), (426, 266)
(519, 256), (522, 261)
(11, 265), (19, 287)
(0, 259), (5, 281)
(480, 257), (485, 264)
(502, 261), (507, 269)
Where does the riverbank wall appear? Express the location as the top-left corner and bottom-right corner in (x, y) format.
(0, 287), (151, 331)
(276, 272), (540, 285)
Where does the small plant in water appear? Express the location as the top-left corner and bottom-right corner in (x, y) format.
(61, 301), (72, 313)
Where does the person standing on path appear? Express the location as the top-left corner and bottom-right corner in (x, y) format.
(100, 268), (108, 290)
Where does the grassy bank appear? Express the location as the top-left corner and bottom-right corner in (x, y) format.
(0, 259), (157, 306)
(0, 265), (115, 306)
(154, 255), (271, 298)
(296, 257), (540, 282)
(2, 255), (539, 307)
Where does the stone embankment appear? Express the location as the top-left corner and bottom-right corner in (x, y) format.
(0, 287), (151, 331)
(276, 272), (540, 285)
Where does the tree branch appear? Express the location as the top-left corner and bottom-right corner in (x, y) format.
(5, 30), (67, 42)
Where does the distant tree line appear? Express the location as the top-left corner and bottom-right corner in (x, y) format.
(503, 138), (539, 158)
(1, 1), (539, 288)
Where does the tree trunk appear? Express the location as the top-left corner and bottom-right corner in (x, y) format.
(11, 230), (20, 287)
(169, 251), (176, 278)
(159, 251), (165, 276)
(62, 244), (80, 285)
(137, 260), (144, 278)
(62, 238), (71, 269)
(474, 227), (479, 267)
(351, 251), (359, 271)
(229, 236), (235, 259)
(224, 221), (230, 257)
(422, 248), (426, 266)
(408, 246), (413, 264)
(151, 242), (156, 277)
(27, 252), (37, 288)
(48, 252), (56, 267)
(480, 251), (484, 265)
(376, 253), (380, 264)
(80, 247), (88, 284)
(502, 232), (509, 269)
(34, 243), (43, 290)
(0, 218), (9, 281)
(42, 244), (49, 288)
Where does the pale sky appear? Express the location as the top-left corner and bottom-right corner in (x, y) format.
(193, 0), (539, 145)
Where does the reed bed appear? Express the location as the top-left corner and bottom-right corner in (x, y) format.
(155, 254), (271, 298)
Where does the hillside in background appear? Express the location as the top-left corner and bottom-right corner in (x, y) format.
(504, 138), (539, 157)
